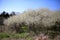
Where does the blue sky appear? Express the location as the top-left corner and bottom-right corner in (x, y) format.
(0, 0), (60, 13)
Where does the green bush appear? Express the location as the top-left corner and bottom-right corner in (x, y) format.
(11, 33), (30, 38)
(26, 36), (34, 40)
(0, 33), (9, 38)
(22, 25), (28, 32)
(48, 31), (56, 39)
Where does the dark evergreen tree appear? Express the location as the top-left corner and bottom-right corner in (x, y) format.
(10, 12), (16, 16)
(0, 11), (6, 17)
(5, 13), (9, 19)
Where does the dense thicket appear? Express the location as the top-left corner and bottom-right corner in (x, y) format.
(3, 8), (60, 35)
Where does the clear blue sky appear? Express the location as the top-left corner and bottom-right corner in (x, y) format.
(0, 0), (60, 13)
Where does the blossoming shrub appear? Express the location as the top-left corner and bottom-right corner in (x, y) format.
(4, 8), (60, 34)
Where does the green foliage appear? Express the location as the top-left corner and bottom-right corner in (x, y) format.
(21, 25), (28, 32)
(0, 32), (34, 40)
(10, 33), (29, 38)
(0, 33), (9, 38)
(48, 31), (56, 39)
(26, 36), (34, 40)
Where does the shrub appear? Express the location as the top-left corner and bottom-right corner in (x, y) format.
(4, 8), (60, 34)
(0, 33), (9, 38)
(48, 31), (56, 39)
(10, 33), (30, 38)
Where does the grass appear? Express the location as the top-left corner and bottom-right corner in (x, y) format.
(10, 33), (29, 38)
(0, 32), (9, 38)
(0, 32), (34, 40)
(0, 32), (59, 40)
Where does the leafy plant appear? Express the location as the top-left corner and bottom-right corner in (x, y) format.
(0, 33), (9, 38)
(48, 31), (56, 39)
(10, 33), (30, 38)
